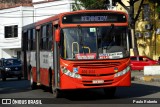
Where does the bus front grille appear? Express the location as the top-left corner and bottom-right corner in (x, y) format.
(80, 73), (115, 77)
(73, 62), (120, 68)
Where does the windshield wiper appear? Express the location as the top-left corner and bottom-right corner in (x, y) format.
(103, 24), (115, 51)
(108, 24), (114, 36)
(77, 25), (85, 54)
(103, 24), (114, 41)
(96, 27), (100, 58)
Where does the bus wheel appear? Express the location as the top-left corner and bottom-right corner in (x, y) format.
(18, 76), (21, 80)
(103, 87), (116, 98)
(30, 71), (37, 90)
(2, 77), (6, 81)
(2, 72), (6, 81)
(52, 88), (61, 98)
(48, 69), (52, 90)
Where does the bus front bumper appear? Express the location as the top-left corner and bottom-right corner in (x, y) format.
(60, 71), (131, 90)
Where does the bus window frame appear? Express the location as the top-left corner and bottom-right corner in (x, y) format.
(40, 23), (53, 51)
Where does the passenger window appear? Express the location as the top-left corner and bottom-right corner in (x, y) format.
(131, 57), (137, 61)
(28, 30), (31, 50)
(47, 24), (53, 50)
(0, 60), (2, 66)
(139, 57), (143, 61)
(41, 26), (47, 50)
(30, 29), (34, 51)
(41, 25), (51, 50)
(143, 58), (147, 61)
(31, 29), (36, 50)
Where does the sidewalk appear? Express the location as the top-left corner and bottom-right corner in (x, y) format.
(131, 70), (160, 82)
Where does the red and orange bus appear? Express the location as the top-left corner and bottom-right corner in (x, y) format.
(22, 10), (131, 98)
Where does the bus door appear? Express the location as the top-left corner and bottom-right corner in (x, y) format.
(52, 21), (60, 90)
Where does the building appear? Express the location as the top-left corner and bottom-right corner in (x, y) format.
(0, 0), (73, 59)
(135, 0), (160, 60)
(0, 6), (34, 58)
(116, 0), (160, 60)
(0, 0), (32, 9)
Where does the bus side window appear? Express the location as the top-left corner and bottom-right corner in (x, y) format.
(41, 26), (47, 50)
(22, 31), (28, 51)
(40, 25), (49, 50)
(32, 29), (36, 50)
(0, 60), (2, 66)
(28, 29), (36, 51)
(139, 57), (143, 61)
(29, 29), (36, 51)
(28, 30), (31, 51)
(30, 29), (34, 51)
(47, 24), (53, 50)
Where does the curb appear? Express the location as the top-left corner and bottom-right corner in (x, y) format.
(131, 76), (160, 82)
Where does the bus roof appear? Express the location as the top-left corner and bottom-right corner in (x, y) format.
(23, 10), (128, 31)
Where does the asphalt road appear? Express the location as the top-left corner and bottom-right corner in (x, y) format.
(0, 78), (160, 107)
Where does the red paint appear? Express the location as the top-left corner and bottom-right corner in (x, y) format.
(32, 67), (37, 82)
(130, 56), (159, 70)
(24, 10), (131, 94)
(60, 70), (131, 90)
(29, 67), (50, 86)
(40, 68), (50, 86)
(59, 58), (131, 90)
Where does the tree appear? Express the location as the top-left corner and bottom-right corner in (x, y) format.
(149, 0), (160, 13)
(73, 0), (145, 56)
(72, 0), (107, 10)
(116, 0), (144, 56)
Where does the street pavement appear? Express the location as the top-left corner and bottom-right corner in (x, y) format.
(131, 70), (160, 82)
(0, 68), (159, 82)
(1, 70), (159, 82)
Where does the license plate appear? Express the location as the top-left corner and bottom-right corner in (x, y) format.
(92, 80), (104, 84)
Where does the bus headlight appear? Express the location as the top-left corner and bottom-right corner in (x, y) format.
(61, 67), (81, 79)
(114, 66), (130, 77)
(5, 68), (11, 71)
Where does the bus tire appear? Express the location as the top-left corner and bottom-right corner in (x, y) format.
(52, 88), (61, 98)
(2, 72), (6, 81)
(18, 76), (21, 80)
(2, 77), (6, 81)
(48, 69), (52, 88)
(30, 71), (37, 90)
(103, 87), (116, 98)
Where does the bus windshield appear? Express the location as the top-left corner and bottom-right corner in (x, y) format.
(60, 26), (129, 60)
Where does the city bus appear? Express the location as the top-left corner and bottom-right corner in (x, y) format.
(22, 10), (131, 98)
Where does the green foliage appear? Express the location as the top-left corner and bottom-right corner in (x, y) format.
(156, 6), (160, 12)
(73, 0), (106, 10)
(148, 0), (160, 12)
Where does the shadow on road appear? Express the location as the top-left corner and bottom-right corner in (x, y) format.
(0, 79), (160, 102)
(116, 82), (160, 99)
(0, 79), (30, 94)
(62, 83), (160, 101)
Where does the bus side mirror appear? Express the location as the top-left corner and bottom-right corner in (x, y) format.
(55, 29), (60, 42)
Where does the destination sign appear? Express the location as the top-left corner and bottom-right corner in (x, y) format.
(81, 16), (108, 22)
(62, 12), (127, 24)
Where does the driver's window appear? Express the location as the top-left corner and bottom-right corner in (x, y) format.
(143, 58), (147, 61)
(139, 57), (143, 61)
(0, 60), (2, 66)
